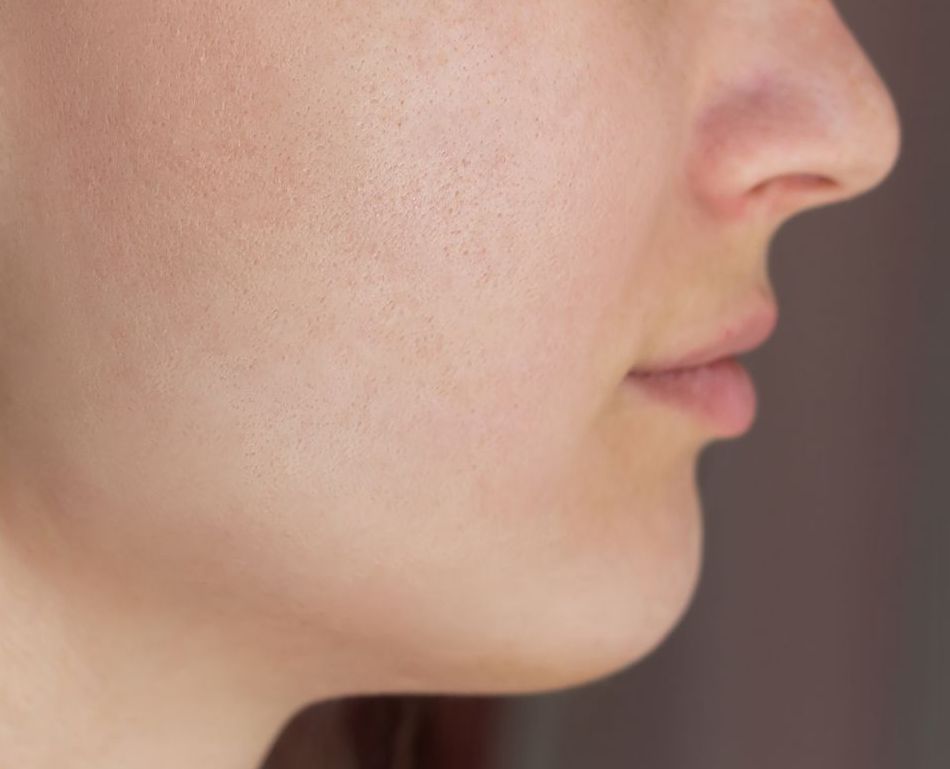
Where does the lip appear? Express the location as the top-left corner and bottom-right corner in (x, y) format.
(622, 303), (778, 437)
(624, 357), (758, 437)
(629, 305), (778, 374)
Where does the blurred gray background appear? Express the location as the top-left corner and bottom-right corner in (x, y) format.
(486, 1), (949, 767)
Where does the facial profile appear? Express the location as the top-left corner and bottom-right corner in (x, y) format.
(0, 1), (901, 763)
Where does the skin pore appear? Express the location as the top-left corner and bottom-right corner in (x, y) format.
(0, 1), (899, 767)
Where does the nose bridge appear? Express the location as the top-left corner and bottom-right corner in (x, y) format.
(685, 0), (902, 223)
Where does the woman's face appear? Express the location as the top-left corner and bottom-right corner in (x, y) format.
(0, 1), (899, 699)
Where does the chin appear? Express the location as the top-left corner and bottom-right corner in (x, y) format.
(420, 542), (704, 699)
(333, 480), (706, 701)
(522, 566), (702, 696)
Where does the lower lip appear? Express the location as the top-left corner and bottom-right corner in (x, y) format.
(623, 357), (758, 437)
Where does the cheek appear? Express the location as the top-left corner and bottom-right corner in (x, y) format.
(288, 44), (674, 549)
(11, 1), (666, 435)
(5, 0), (689, 678)
(10, 3), (344, 289)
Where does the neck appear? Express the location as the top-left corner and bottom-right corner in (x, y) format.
(0, 485), (312, 769)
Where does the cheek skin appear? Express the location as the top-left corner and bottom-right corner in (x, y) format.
(2, 1), (701, 695)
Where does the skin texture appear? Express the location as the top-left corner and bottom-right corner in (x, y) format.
(0, 1), (900, 766)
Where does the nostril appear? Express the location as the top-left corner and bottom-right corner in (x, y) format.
(749, 173), (838, 197)
(749, 173), (844, 216)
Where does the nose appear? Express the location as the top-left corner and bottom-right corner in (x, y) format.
(685, 0), (903, 225)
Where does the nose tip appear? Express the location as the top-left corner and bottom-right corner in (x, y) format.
(841, 68), (903, 198)
(686, 1), (903, 224)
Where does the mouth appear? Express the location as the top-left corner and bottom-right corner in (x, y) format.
(622, 303), (777, 438)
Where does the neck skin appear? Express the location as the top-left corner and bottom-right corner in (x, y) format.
(0, 466), (327, 769)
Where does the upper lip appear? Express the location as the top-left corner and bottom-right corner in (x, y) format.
(628, 303), (779, 374)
